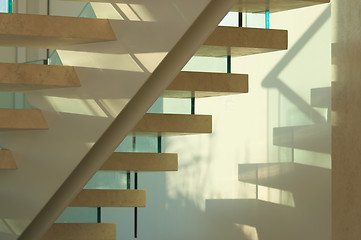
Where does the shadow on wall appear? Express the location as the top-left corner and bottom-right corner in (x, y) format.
(136, 5), (331, 240)
(204, 5), (331, 240)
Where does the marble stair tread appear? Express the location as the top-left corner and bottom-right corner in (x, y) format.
(61, 0), (329, 13)
(132, 113), (212, 136)
(0, 13), (116, 48)
(196, 26), (288, 57)
(69, 189), (146, 207)
(164, 71), (248, 98)
(101, 152), (178, 171)
(0, 109), (48, 130)
(231, 0), (330, 13)
(0, 150), (17, 170)
(0, 63), (80, 91)
(41, 223), (116, 240)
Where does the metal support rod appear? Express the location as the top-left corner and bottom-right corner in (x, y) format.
(157, 136), (162, 153)
(191, 97), (195, 115)
(97, 207), (101, 223)
(132, 135), (138, 238)
(265, 10), (270, 29)
(227, 55), (231, 74)
(8, 0), (12, 13)
(238, 12), (242, 27)
(134, 172), (138, 238)
(46, 0), (50, 61)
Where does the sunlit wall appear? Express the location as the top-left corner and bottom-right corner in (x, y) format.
(134, 4), (331, 240)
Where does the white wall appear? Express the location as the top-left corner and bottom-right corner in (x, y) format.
(118, 4), (331, 240)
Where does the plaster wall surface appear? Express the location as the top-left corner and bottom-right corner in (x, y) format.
(102, 4), (332, 240)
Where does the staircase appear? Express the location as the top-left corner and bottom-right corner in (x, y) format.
(0, 0), (329, 239)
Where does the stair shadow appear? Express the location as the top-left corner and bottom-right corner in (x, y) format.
(273, 123), (331, 154)
(238, 162), (330, 192)
(206, 197), (330, 240)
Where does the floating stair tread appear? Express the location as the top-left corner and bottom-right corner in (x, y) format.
(133, 113), (212, 135)
(196, 26), (288, 57)
(0, 63), (80, 91)
(0, 109), (48, 130)
(42, 223), (116, 240)
(0, 13), (116, 48)
(70, 189), (146, 207)
(231, 0), (330, 13)
(101, 152), (178, 171)
(164, 71), (248, 98)
(0, 150), (17, 169)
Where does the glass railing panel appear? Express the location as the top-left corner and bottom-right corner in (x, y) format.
(0, 0), (11, 13)
(84, 171), (127, 189)
(147, 97), (164, 114)
(0, 92), (31, 109)
(115, 136), (133, 152)
(246, 12), (266, 28)
(162, 98), (191, 114)
(134, 136), (158, 153)
(219, 11), (239, 27)
(184, 56), (227, 73)
(56, 207), (98, 223)
(78, 3), (96, 18)
(48, 50), (63, 66)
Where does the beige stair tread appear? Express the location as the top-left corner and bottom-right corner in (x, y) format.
(196, 26), (288, 57)
(231, 0), (330, 13)
(70, 189), (146, 207)
(0, 150), (17, 169)
(164, 71), (248, 98)
(101, 152), (178, 171)
(42, 223), (116, 240)
(0, 63), (80, 91)
(62, 0), (329, 12)
(0, 109), (48, 130)
(0, 13), (116, 48)
(133, 113), (212, 135)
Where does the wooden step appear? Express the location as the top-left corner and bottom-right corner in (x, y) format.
(196, 26), (288, 57)
(164, 71), (248, 98)
(63, 0), (329, 12)
(0, 63), (80, 91)
(0, 13), (116, 48)
(101, 152), (178, 171)
(0, 109), (48, 130)
(133, 113), (212, 135)
(70, 189), (146, 207)
(231, 0), (330, 13)
(0, 150), (17, 170)
(42, 223), (116, 240)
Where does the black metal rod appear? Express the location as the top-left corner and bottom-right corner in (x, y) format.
(227, 55), (231, 73)
(238, 12), (242, 27)
(97, 207), (101, 223)
(134, 172), (138, 238)
(135, 172), (138, 189)
(127, 171), (131, 189)
(157, 136), (162, 153)
(134, 207), (138, 238)
(191, 97), (195, 115)
(46, 0), (50, 60)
